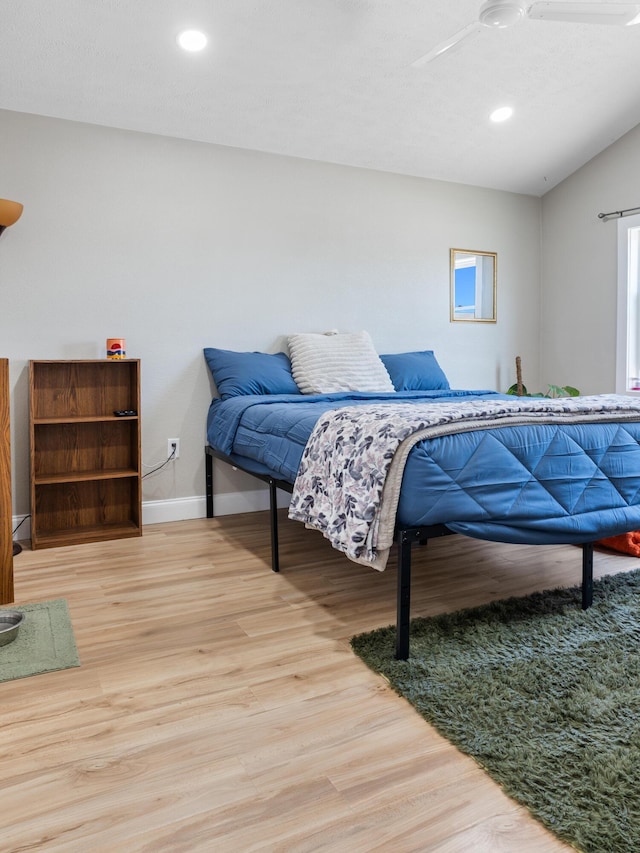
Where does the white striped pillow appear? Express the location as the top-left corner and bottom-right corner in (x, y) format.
(288, 331), (394, 394)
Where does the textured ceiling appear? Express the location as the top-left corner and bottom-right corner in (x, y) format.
(1, 0), (640, 196)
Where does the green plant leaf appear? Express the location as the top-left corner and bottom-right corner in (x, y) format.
(506, 381), (580, 398)
(545, 384), (561, 398)
(506, 383), (528, 396)
(543, 384), (581, 398)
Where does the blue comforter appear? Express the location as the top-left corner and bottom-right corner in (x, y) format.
(206, 390), (640, 545)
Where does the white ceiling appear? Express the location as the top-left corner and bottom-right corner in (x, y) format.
(1, 0), (640, 196)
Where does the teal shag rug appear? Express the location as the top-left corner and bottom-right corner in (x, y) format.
(351, 570), (640, 853)
(0, 599), (80, 683)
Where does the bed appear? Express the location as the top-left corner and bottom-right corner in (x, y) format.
(204, 334), (640, 659)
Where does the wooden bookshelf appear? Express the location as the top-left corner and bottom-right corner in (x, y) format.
(29, 360), (142, 549)
(0, 358), (14, 602)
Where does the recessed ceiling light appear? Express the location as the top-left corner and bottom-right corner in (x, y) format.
(490, 106), (513, 123)
(177, 30), (208, 52)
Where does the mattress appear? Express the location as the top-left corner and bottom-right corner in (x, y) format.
(206, 390), (640, 546)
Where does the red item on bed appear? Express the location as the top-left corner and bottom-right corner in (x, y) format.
(597, 531), (640, 556)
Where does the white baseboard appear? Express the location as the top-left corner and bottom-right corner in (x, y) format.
(205, 487), (292, 517)
(11, 514), (31, 541)
(142, 489), (290, 524)
(13, 490), (291, 540)
(142, 495), (207, 525)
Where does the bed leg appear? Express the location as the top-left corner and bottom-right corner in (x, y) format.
(396, 531), (413, 660)
(268, 478), (280, 573)
(581, 542), (594, 610)
(205, 450), (214, 519)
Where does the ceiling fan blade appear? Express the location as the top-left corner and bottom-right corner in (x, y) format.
(528, 2), (640, 26)
(411, 22), (482, 67)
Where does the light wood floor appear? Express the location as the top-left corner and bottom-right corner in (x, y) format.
(2, 513), (634, 852)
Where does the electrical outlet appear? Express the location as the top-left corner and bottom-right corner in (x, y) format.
(168, 438), (180, 459)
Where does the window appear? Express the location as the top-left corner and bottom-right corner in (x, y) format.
(616, 213), (640, 393)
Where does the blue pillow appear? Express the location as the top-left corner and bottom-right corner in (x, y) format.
(380, 351), (450, 391)
(204, 348), (301, 399)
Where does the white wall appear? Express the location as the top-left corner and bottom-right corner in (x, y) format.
(0, 109), (541, 523)
(541, 123), (640, 394)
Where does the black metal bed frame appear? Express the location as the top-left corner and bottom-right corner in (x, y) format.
(205, 445), (595, 660)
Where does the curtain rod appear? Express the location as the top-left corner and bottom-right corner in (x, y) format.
(597, 206), (640, 221)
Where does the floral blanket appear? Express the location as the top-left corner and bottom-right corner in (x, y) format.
(287, 395), (640, 569)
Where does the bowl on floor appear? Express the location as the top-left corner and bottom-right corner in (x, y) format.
(0, 611), (24, 646)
